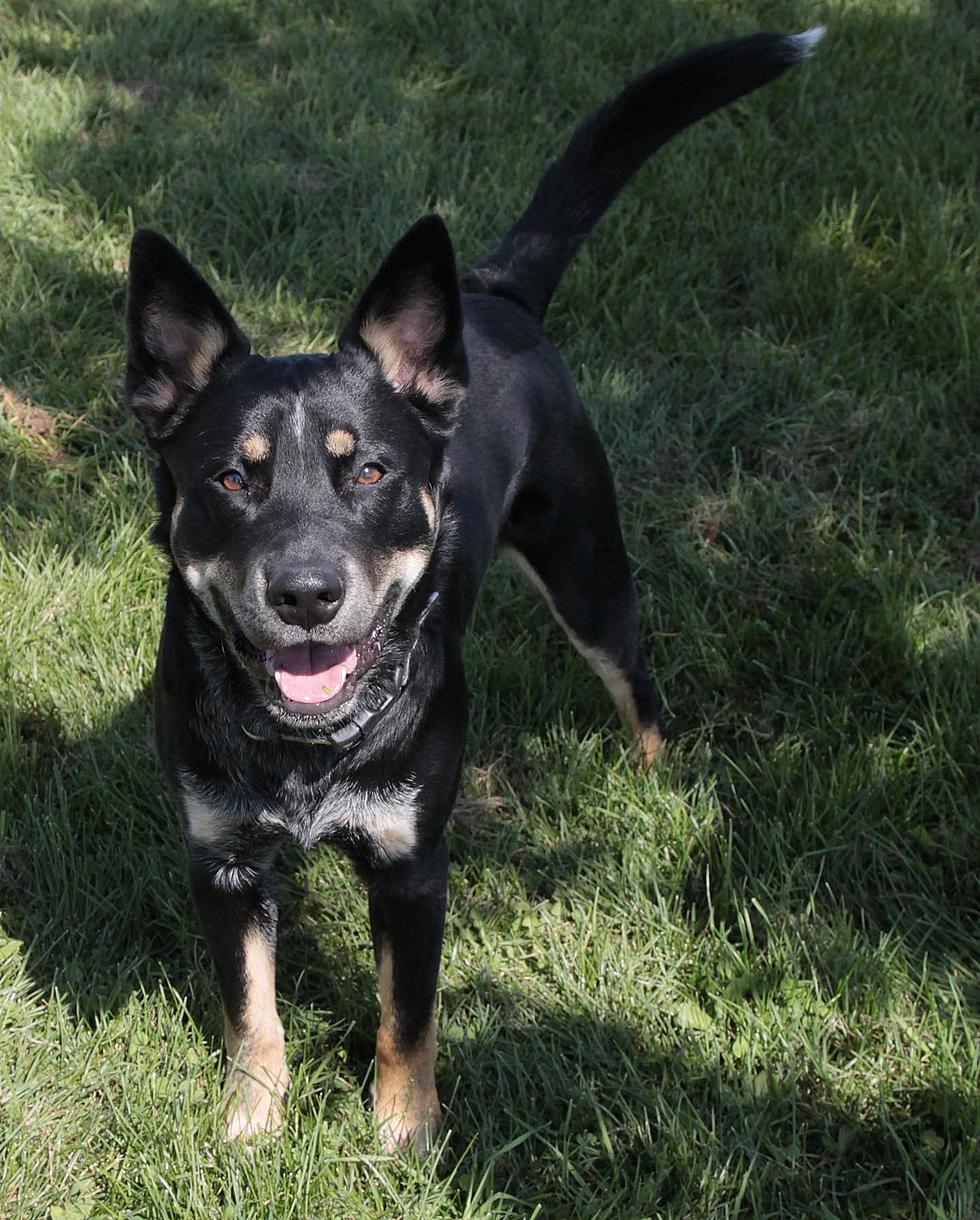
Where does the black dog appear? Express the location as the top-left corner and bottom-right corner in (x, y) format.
(126, 29), (821, 1151)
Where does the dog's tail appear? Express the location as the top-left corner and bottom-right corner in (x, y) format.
(461, 29), (823, 320)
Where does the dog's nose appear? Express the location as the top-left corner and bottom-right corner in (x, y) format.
(267, 564), (345, 628)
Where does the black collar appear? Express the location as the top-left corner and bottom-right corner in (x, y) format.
(239, 590), (440, 757)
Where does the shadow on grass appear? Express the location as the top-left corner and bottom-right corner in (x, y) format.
(436, 978), (975, 1216)
(5, 698), (976, 1217)
(460, 548), (980, 1000)
(4, 606), (977, 1213)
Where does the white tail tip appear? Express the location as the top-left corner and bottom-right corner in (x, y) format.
(786, 25), (827, 59)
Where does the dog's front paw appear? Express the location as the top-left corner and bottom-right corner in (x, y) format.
(635, 721), (665, 769)
(375, 1084), (442, 1156)
(222, 1063), (289, 1141)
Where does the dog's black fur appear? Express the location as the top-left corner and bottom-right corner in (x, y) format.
(126, 30), (821, 1150)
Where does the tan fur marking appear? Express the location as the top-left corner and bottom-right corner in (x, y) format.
(420, 487), (436, 531)
(374, 944), (440, 1155)
(506, 547), (663, 769)
(326, 427), (357, 457)
(173, 555), (222, 623)
(306, 781), (419, 862)
(223, 930), (289, 1140)
(130, 373), (178, 411)
(185, 320), (226, 389)
(145, 304), (226, 391)
(361, 314), (405, 388)
(600, 665), (664, 768)
(636, 722), (665, 768)
(379, 544), (430, 595)
(241, 433), (269, 462)
(360, 306), (463, 406)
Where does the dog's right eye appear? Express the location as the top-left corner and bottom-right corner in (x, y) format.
(218, 470), (246, 493)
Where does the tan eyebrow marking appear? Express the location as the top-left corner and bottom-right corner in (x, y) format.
(326, 428), (357, 457)
(241, 433), (269, 462)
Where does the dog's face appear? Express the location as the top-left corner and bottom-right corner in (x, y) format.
(126, 219), (466, 727)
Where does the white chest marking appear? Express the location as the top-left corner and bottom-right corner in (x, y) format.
(180, 774), (420, 867)
(306, 781), (420, 861)
(183, 787), (230, 847)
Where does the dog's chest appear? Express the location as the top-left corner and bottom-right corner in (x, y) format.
(273, 779), (420, 860)
(183, 773), (420, 865)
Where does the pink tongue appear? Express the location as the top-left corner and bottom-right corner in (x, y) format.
(267, 642), (357, 704)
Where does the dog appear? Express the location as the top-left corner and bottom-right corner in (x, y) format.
(125, 28), (822, 1152)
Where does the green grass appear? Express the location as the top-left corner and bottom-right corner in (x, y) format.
(1, 0), (978, 1215)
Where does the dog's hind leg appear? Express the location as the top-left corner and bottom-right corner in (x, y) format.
(502, 418), (664, 766)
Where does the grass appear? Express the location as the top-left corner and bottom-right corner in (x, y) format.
(0, 0), (977, 1215)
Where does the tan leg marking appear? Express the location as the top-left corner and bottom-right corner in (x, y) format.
(326, 427), (356, 457)
(635, 721), (665, 768)
(241, 433), (269, 462)
(609, 670), (664, 767)
(506, 547), (663, 768)
(223, 929), (289, 1140)
(373, 943), (440, 1155)
(589, 658), (664, 768)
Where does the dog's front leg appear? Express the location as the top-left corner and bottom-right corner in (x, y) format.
(188, 845), (288, 1140)
(366, 836), (448, 1156)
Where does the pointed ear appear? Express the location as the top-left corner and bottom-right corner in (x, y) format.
(125, 229), (250, 441)
(343, 215), (467, 423)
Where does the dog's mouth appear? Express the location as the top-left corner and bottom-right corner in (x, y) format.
(237, 613), (390, 718)
(266, 641), (360, 710)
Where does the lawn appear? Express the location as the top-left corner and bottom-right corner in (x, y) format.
(1, 0), (977, 1216)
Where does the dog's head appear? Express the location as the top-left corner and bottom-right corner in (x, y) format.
(126, 217), (465, 727)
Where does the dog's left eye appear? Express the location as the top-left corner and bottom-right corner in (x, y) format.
(356, 464), (385, 486)
(218, 470), (246, 492)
